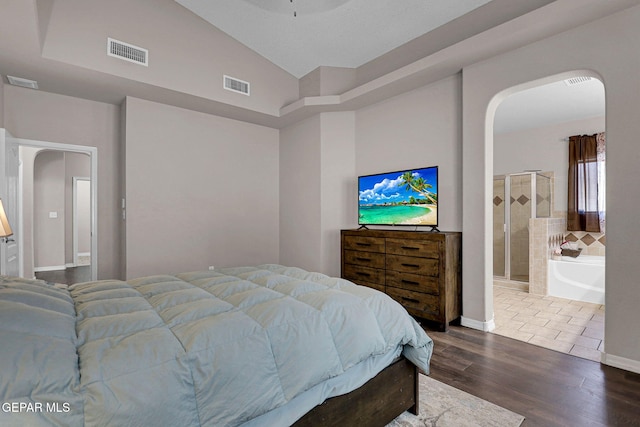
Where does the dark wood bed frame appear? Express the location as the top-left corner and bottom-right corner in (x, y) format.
(293, 357), (419, 426)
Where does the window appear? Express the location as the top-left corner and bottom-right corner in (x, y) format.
(567, 133), (605, 232)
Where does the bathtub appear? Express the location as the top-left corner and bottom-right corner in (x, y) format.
(548, 255), (605, 305)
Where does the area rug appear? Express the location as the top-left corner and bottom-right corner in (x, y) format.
(387, 374), (525, 427)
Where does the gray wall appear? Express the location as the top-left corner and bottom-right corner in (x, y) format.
(123, 97), (280, 278)
(279, 112), (355, 277)
(279, 75), (463, 277)
(41, 0), (299, 116)
(4, 86), (121, 279)
(33, 151), (65, 269)
(0, 77), (4, 127)
(63, 152), (90, 264)
(318, 112), (356, 276)
(76, 179), (91, 255)
(462, 5), (640, 367)
(279, 115), (323, 272)
(355, 75), (463, 233)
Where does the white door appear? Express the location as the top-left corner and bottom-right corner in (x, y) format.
(0, 129), (20, 276)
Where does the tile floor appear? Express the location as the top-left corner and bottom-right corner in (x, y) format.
(492, 285), (605, 362)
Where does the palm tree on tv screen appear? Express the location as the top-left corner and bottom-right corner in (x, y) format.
(399, 172), (437, 205)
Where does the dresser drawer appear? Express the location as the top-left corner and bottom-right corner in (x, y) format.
(344, 250), (385, 269)
(386, 270), (439, 295)
(386, 287), (440, 319)
(386, 238), (439, 258)
(343, 264), (385, 287)
(343, 235), (385, 253)
(341, 229), (461, 331)
(386, 255), (439, 276)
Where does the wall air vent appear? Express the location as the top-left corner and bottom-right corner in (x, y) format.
(7, 75), (38, 89)
(107, 38), (148, 66)
(564, 76), (592, 87)
(223, 75), (250, 96)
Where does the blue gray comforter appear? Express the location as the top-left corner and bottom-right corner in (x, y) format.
(0, 264), (433, 426)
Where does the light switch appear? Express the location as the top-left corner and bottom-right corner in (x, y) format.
(49, 211), (58, 219)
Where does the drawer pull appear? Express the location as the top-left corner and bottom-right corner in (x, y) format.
(401, 246), (420, 251)
(401, 279), (420, 286)
(355, 257), (371, 262)
(356, 272), (371, 277)
(401, 297), (421, 304)
(356, 242), (371, 247)
(401, 263), (420, 269)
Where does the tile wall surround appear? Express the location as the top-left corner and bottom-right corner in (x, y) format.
(551, 210), (606, 256)
(564, 230), (606, 256)
(529, 217), (566, 296)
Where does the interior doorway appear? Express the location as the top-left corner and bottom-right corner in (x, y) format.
(15, 138), (98, 282)
(489, 72), (606, 362)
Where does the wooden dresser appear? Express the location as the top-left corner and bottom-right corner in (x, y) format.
(341, 229), (462, 330)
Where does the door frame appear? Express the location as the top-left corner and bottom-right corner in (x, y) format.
(0, 129), (19, 276)
(17, 138), (98, 281)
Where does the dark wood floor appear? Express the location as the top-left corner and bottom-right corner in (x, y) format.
(423, 325), (640, 426)
(35, 266), (91, 285)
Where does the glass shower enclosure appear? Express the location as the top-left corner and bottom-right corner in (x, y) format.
(493, 172), (551, 282)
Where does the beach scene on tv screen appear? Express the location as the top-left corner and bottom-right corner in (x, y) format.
(359, 168), (438, 225)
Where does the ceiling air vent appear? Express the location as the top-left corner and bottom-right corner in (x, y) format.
(7, 75), (38, 89)
(107, 38), (148, 66)
(224, 75), (250, 96)
(564, 76), (592, 87)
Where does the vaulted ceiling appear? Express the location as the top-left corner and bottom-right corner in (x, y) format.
(175, 0), (493, 78)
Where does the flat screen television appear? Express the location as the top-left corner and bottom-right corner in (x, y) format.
(358, 166), (438, 229)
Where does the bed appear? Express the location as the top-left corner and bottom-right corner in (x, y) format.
(0, 264), (433, 426)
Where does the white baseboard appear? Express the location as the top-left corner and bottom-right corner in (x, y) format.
(34, 265), (66, 272)
(461, 316), (496, 332)
(78, 252), (90, 257)
(601, 352), (640, 374)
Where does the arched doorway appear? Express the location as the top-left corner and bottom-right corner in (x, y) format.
(487, 71), (606, 362)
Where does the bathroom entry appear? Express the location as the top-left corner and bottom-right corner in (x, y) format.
(493, 171), (551, 283)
